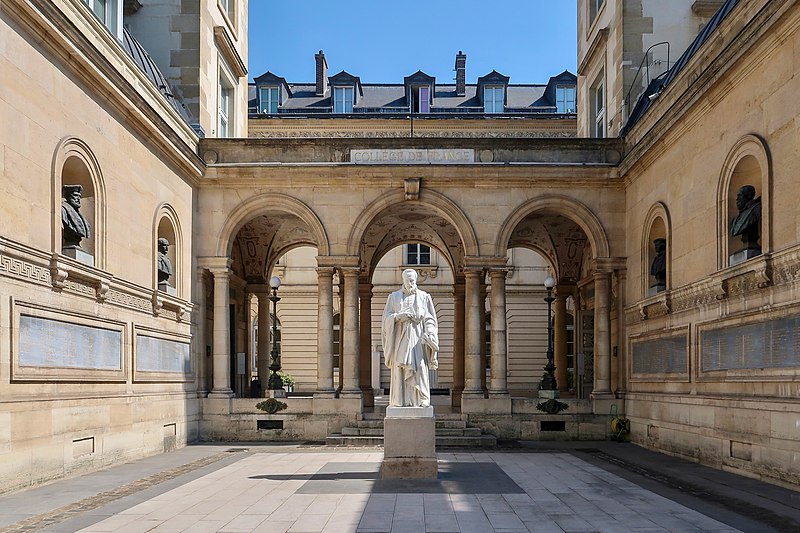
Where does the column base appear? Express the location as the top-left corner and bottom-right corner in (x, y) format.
(208, 389), (233, 399)
(313, 389), (336, 399)
(340, 388), (363, 399)
(590, 391), (616, 415)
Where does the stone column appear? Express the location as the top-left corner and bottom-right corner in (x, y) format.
(479, 280), (488, 394)
(316, 267), (335, 397)
(488, 269), (509, 396)
(616, 270), (627, 395)
(194, 270), (208, 397)
(337, 277), (345, 393)
(340, 268), (362, 398)
(359, 281), (374, 406)
(593, 270), (612, 394)
(255, 288), (271, 391)
(208, 261), (233, 398)
(554, 289), (569, 393)
(463, 270), (483, 398)
(452, 282), (465, 408)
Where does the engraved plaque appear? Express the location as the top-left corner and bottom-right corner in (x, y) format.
(136, 334), (191, 373)
(632, 334), (687, 375)
(702, 316), (800, 371)
(19, 315), (122, 370)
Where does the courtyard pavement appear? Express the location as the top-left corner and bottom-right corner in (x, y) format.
(0, 443), (798, 533)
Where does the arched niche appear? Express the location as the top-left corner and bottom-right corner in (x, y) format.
(716, 135), (771, 268)
(52, 137), (106, 268)
(642, 202), (671, 297)
(154, 203), (182, 296)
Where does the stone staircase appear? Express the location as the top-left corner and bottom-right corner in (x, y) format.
(325, 409), (497, 448)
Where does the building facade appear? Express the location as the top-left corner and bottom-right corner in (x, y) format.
(2, 0), (800, 494)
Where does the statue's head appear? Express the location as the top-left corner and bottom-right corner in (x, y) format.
(736, 185), (756, 211)
(157, 238), (170, 254)
(653, 238), (666, 254)
(402, 268), (418, 291)
(63, 184), (83, 209)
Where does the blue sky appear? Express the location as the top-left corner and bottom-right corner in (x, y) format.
(247, 1), (577, 85)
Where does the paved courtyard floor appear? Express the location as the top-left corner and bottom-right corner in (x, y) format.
(0, 444), (798, 533)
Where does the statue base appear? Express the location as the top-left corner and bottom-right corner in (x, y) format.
(381, 406), (437, 480)
(158, 281), (177, 295)
(729, 248), (761, 266)
(538, 389), (560, 399)
(62, 246), (94, 266)
(647, 284), (666, 297)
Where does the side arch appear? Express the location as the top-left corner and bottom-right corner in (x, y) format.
(153, 203), (184, 295)
(215, 193), (330, 257)
(716, 134), (771, 268)
(51, 136), (107, 268)
(641, 201), (671, 296)
(345, 188), (479, 257)
(495, 194), (610, 259)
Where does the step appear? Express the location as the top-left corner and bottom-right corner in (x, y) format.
(341, 427), (384, 437)
(325, 434), (383, 446)
(435, 435), (497, 448)
(435, 428), (482, 437)
(435, 420), (467, 429)
(356, 420), (385, 429)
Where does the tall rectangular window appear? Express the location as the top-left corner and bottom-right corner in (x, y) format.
(412, 86), (430, 113)
(590, 0), (605, 25)
(333, 87), (354, 113)
(218, 72), (234, 138)
(83, 0), (120, 38)
(484, 86), (504, 113)
(556, 85), (576, 113)
(591, 76), (605, 138)
(406, 244), (431, 265)
(259, 87), (279, 114)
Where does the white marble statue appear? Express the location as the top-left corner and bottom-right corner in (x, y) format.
(381, 268), (439, 407)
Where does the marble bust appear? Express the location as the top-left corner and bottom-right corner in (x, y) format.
(61, 184), (90, 250)
(650, 238), (667, 291)
(730, 184), (762, 255)
(157, 238), (173, 284)
(381, 269), (439, 407)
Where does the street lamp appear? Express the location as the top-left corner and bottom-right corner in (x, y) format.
(541, 274), (558, 391)
(267, 275), (284, 393)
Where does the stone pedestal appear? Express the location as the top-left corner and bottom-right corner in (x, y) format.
(730, 248), (761, 266)
(62, 246), (94, 266)
(381, 406), (437, 480)
(158, 281), (177, 295)
(647, 284), (666, 297)
(538, 389), (560, 399)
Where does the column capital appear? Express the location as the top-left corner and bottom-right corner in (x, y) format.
(198, 256), (232, 274)
(316, 255), (359, 269)
(464, 256), (508, 269)
(316, 266), (336, 277)
(358, 282), (373, 296)
(488, 268), (511, 280)
(592, 257), (626, 273)
(248, 284), (272, 296)
(463, 268), (483, 279)
(340, 266), (361, 278)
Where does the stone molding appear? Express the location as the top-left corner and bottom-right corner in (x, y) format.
(213, 26), (247, 78)
(249, 129), (577, 139)
(0, 237), (193, 322)
(625, 246), (800, 325)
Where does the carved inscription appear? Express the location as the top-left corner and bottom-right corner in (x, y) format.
(632, 334), (688, 374)
(702, 316), (800, 371)
(19, 315), (122, 370)
(136, 335), (191, 373)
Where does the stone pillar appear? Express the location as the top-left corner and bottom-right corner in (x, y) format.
(195, 270), (208, 397)
(463, 270), (483, 399)
(359, 281), (374, 407)
(340, 268), (362, 399)
(554, 289), (569, 393)
(593, 270), (612, 395)
(488, 269), (509, 396)
(316, 267), (335, 397)
(209, 261), (233, 398)
(452, 282), (465, 408)
(616, 270), (627, 396)
(255, 289), (271, 392)
(479, 280), (488, 394)
(337, 277), (345, 393)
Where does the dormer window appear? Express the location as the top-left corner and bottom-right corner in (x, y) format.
(484, 86), (504, 113)
(259, 86), (279, 114)
(404, 71), (435, 115)
(333, 86), (354, 113)
(556, 85), (576, 113)
(412, 87), (430, 113)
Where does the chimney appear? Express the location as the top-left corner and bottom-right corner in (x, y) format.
(455, 50), (466, 96)
(315, 50), (328, 96)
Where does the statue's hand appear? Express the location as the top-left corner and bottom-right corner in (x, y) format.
(429, 355), (439, 370)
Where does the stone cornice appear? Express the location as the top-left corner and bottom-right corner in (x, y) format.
(3, 0), (205, 184)
(213, 26), (247, 78)
(578, 27), (609, 76)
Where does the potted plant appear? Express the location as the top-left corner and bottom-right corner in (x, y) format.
(277, 371), (295, 392)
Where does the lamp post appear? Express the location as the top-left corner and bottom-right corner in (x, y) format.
(267, 275), (284, 393)
(541, 274), (557, 391)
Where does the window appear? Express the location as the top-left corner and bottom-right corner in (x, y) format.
(259, 87), (279, 114)
(556, 85), (576, 113)
(589, 0), (605, 25)
(591, 77), (605, 138)
(406, 244), (431, 265)
(332, 313), (340, 370)
(412, 86), (430, 113)
(484, 86), (504, 113)
(83, 0), (121, 38)
(218, 68), (235, 137)
(333, 87), (354, 113)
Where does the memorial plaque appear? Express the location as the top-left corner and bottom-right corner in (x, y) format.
(135, 334), (191, 373)
(702, 316), (800, 371)
(19, 315), (122, 370)
(351, 148), (474, 164)
(632, 334), (687, 375)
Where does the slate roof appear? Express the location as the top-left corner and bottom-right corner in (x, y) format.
(248, 71), (574, 116)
